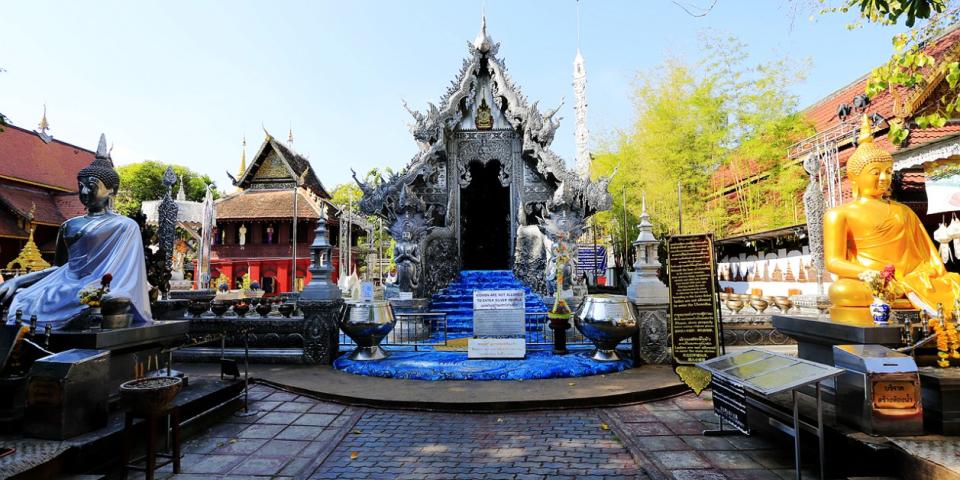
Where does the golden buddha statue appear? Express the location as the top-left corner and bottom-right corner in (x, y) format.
(824, 115), (960, 323)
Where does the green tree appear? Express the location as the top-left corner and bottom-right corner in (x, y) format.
(820, 0), (955, 144)
(330, 168), (396, 277)
(115, 160), (218, 216)
(820, 0), (946, 27)
(591, 34), (812, 252)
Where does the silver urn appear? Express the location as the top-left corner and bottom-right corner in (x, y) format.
(574, 294), (638, 361)
(339, 300), (396, 361)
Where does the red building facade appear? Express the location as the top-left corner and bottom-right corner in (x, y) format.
(208, 133), (352, 295)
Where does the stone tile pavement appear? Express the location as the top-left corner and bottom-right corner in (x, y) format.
(132, 384), (808, 479)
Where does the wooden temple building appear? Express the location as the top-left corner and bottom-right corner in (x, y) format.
(0, 118), (93, 274)
(209, 132), (358, 295)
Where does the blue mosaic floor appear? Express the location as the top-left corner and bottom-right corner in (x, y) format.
(333, 350), (632, 381)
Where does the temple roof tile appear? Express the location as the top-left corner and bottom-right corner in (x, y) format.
(0, 123), (95, 192)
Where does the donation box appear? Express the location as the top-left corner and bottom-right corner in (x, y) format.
(833, 344), (923, 436)
(24, 349), (110, 439)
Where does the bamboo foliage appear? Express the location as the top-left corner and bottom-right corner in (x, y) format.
(591, 35), (814, 242)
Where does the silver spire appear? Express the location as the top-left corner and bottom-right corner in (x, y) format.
(473, 12), (493, 53)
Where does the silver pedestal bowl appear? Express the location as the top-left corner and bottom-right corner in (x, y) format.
(574, 294), (638, 362)
(339, 300), (396, 361)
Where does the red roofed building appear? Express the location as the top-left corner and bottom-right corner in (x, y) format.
(208, 133), (359, 295)
(713, 25), (960, 236)
(0, 121), (95, 272)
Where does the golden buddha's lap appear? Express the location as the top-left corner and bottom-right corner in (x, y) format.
(829, 273), (960, 316)
(828, 278), (873, 307)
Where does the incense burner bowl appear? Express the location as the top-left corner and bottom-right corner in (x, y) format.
(574, 294), (638, 362)
(340, 300), (396, 361)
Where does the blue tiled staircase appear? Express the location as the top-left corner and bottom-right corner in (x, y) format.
(430, 270), (549, 333)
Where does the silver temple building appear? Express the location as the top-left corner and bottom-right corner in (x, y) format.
(354, 16), (612, 298)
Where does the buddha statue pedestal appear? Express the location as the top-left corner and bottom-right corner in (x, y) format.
(772, 314), (902, 366)
(46, 320), (190, 396)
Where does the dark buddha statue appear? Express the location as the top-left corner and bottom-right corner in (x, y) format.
(0, 134), (153, 329)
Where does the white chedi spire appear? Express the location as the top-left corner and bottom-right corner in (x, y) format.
(573, 48), (589, 178)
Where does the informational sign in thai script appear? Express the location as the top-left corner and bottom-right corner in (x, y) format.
(711, 374), (750, 435)
(468, 338), (526, 359)
(667, 234), (721, 365)
(470, 289), (525, 358)
(872, 380), (918, 410)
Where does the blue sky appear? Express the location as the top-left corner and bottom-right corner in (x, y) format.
(0, 1), (904, 192)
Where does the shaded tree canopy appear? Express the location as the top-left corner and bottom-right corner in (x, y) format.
(591, 34), (813, 255)
(116, 160), (218, 216)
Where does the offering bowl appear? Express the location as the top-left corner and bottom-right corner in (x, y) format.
(340, 300), (396, 360)
(774, 296), (794, 313)
(574, 294), (638, 362)
(749, 298), (769, 314)
(726, 299), (745, 314)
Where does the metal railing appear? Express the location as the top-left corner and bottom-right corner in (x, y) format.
(339, 312), (448, 351)
(337, 311), (629, 350)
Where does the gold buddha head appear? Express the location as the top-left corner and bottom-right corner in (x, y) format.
(846, 114), (894, 199)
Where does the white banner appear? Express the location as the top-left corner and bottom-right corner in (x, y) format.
(925, 159), (960, 215)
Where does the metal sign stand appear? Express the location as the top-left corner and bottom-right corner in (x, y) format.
(754, 382), (826, 480)
(703, 415), (739, 437)
(699, 349), (840, 480)
(234, 327), (258, 417)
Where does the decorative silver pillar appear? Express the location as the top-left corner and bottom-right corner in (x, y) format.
(297, 206), (344, 365)
(157, 167), (179, 300)
(626, 195), (670, 364)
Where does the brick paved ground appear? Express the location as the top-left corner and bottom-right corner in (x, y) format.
(136, 384), (808, 479)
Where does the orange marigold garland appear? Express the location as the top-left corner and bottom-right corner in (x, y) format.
(930, 317), (960, 368)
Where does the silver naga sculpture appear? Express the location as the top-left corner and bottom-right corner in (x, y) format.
(353, 16), (613, 297)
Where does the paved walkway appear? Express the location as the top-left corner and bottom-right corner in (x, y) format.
(140, 384), (808, 479)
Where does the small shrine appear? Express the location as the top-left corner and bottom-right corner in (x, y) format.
(6, 203), (51, 273)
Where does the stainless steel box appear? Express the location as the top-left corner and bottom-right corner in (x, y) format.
(24, 349), (110, 439)
(833, 344), (923, 436)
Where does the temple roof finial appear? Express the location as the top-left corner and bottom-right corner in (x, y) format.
(238, 134), (247, 178)
(473, 10), (493, 53)
(38, 104), (49, 134)
(288, 123), (294, 143)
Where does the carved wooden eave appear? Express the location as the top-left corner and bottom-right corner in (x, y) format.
(236, 133), (330, 199)
(893, 36), (960, 120)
